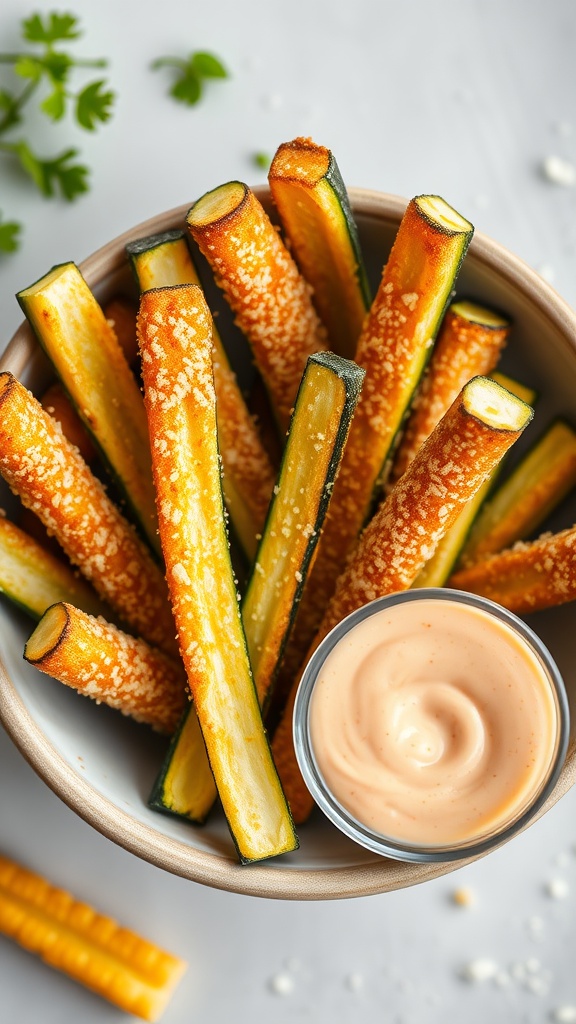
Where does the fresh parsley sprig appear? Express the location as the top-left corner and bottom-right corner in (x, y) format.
(0, 11), (115, 252)
(152, 50), (229, 106)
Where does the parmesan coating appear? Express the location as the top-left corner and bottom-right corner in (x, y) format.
(138, 283), (297, 863)
(449, 525), (576, 613)
(0, 373), (176, 657)
(273, 380), (530, 823)
(25, 604), (186, 734)
(278, 198), (474, 683)
(389, 303), (509, 483)
(187, 183), (326, 428)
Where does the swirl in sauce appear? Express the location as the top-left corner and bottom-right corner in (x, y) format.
(309, 599), (558, 846)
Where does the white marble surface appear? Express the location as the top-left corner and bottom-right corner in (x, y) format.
(1, 1), (576, 1021)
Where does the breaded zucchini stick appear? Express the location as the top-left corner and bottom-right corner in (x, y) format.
(0, 373), (176, 657)
(269, 136), (370, 359)
(18, 263), (160, 555)
(127, 229), (275, 560)
(0, 516), (107, 620)
(138, 283), (297, 863)
(187, 182), (327, 429)
(0, 855), (186, 1022)
(273, 375), (534, 822)
(449, 525), (576, 613)
(390, 299), (510, 483)
(25, 603), (187, 734)
(277, 196), (474, 679)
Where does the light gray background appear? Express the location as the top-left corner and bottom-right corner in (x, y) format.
(1, 1), (575, 1021)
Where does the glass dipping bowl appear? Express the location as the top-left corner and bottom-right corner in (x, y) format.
(293, 588), (570, 863)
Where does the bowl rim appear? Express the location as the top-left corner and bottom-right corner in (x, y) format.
(1, 188), (576, 900)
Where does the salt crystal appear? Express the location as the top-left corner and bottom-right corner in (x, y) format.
(552, 1008), (576, 1023)
(269, 972), (294, 995)
(461, 958), (498, 982)
(542, 156), (576, 186)
(545, 878), (569, 900)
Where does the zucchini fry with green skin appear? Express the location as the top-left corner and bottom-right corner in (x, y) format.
(449, 525), (576, 614)
(243, 351), (365, 711)
(269, 137), (370, 359)
(139, 283), (297, 863)
(390, 299), (510, 484)
(273, 375), (534, 823)
(0, 373), (176, 657)
(127, 229), (276, 560)
(0, 516), (107, 620)
(151, 349), (363, 822)
(412, 374), (537, 588)
(187, 182), (327, 430)
(457, 419), (576, 568)
(25, 603), (187, 734)
(0, 855), (187, 1022)
(18, 263), (160, 556)
(277, 196), (474, 679)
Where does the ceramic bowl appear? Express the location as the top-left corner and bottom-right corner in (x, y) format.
(1, 189), (575, 900)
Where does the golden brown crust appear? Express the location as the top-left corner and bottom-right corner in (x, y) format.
(273, 381), (530, 822)
(25, 603), (186, 733)
(449, 526), (576, 613)
(390, 305), (509, 483)
(0, 372), (176, 656)
(187, 185), (326, 428)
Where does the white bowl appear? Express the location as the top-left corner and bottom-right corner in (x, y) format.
(1, 189), (575, 900)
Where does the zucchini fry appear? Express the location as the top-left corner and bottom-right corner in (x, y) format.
(269, 137), (370, 358)
(412, 374), (537, 588)
(0, 855), (186, 1022)
(0, 373), (176, 657)
(127, 229), (275, 560)
(273, 375), (534, 822)
(449, 525), (576, 614)
(138, 283), (297, 863)
(243, 351), (364, 711)
(278, 195), (474, 676)
(103, 295), (139, 366)
(0, 516), (107, 620)
(390, 299), (510, 483)
(187, 182), (327, 429)
(41, 382), (97, 464)
(25, 603), (187, 734)
(458, 419), (576, 567)
(18, 263), (160, 556)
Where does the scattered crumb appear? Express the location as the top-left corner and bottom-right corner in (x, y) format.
(541, 156), (576, 186)
(552, 1007), (576, 1023)
(537, 263), (556, 284)
(268, 972), (294, 996)
(545, 878), (569, 900)
(452, 886), (476, 908)
(345, 972), (364, 993)
(461, 958), (499, 982)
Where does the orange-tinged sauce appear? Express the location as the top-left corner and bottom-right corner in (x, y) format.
(309, 599), (559, 847)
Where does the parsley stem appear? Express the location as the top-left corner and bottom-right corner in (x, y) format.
(0, 78), (38, 135)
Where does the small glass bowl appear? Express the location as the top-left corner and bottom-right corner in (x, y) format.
(293, 588), (570, 863)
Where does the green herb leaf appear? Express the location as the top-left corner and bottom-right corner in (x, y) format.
(13, 56), (43, 81)
(253, 151), (271, 170)
(11, 140), (89, 199)
(22, 12), (80, 44)
(40, 85), (66, 121)
(41, 50), (73, 84)
(75, 79), (115, 130)
(190, 52), (228, 79)
(153, 49), (229, 107)
(0, 212), (21, 253)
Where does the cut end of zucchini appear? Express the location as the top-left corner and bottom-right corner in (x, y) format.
(269, 137), (330, 186)
(451, 299), (510, 329)
(188, 182), (248, 227)
(17, 262), (76, 302)
(126, 229), (187, 258)
(24, 603), (69, 663)
(463, 376), (533, 432)
(415, 195), (473, 236)
(491, 372), (537, 407)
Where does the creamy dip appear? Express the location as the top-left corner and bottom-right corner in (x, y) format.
(308, 599), (559, 847)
